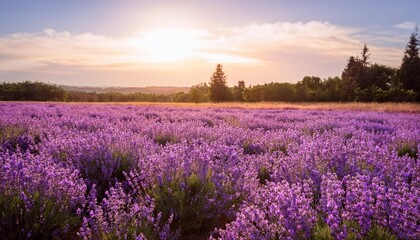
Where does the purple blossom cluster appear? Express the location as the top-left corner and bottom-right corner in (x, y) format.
(214, 180), (316, 239)
(0, 103), (419, 239)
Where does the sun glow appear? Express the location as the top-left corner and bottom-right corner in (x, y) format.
(141, 29), (201, 62)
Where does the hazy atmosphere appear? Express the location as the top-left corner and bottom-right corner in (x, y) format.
(1, 0), (419, 87)
(1, 2), (420, 239)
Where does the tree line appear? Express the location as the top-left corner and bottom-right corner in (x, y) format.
(206, 27), (420, 103)
(1, 28), (419, 103)
(0, 81), (178, 102)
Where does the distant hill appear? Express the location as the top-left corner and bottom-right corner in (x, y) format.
(60, 85), (190, 95)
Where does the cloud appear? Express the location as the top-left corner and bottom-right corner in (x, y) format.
(213, 21), (404, 67)
(0, 22), (410, 86)
(393, 21), (417, 30)
(217, 21), (361, 57)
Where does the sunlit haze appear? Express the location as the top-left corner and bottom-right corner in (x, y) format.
(0, 0), (419, 87)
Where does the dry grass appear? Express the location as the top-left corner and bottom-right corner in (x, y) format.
(4, 101), (420, 113)
(109, 102), (420, 113)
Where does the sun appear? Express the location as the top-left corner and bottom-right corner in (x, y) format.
(141, 29), (199, 62)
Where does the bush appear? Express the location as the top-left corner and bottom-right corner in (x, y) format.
(257, 166), (271, 185)
(148, 171), (220, 237)
(397, 144), (418, 159)
(242, 140), (265, 155)
(0, 191), (80, 239)
(154, 134), (177, 146)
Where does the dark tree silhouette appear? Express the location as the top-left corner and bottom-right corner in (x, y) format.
(358, 44), (372, 90)
(400, 26), (420, 96)
(209, 64), (231, 102)
(361, 44), (371, 67)
(341, 56), (361, 101)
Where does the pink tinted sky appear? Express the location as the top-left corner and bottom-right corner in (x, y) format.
(0, 0), (419, 87)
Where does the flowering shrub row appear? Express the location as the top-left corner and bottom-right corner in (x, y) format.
(0, 103), (418, 239)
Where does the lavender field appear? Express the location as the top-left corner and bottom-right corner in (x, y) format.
(0, 103), (419, 239)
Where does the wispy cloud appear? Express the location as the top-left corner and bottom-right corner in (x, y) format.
(0, 21), (410, 86)
(393, 21), (417, 30)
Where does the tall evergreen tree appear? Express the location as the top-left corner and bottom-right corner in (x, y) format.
(209, 64), (231, 102)
(341, 56), (362, 101)
(400, 26), (420, 94)
(358, 44), (372, 90)
(361, 44), (371, 67)
(341, 45), (374, 101)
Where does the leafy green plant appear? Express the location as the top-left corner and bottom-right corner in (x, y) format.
(364, 225), (397, 240)
(148, 171), (225, 237)
(89, 217), (159, 240)
(242, 140), (265, 155)
(344, 220), (364, 240)
(0, 124), (26, 142)
(112, 150), (135, 182)
(0, 191), (80, 239)
(257, 166), (271, 185)
(310, 218), (397, 240)
(154, 133), (177, 146)
(310, 219), (334, 240)
(270, 144), (288, 154)
(397, 143), (418, 159)
(79, 150), (136, 200)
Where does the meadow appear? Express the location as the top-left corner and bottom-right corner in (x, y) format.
(0, 102), (419, 239)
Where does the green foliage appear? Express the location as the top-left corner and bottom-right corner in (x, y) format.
(257, 166), (271, 185)
(95, 219), (158, 240)
(242, 140), (265, 155)
(364, 225), (397, 240)
(371, 86), (390, 102)
(233, 80), (246, 101)
(320, 77), (342, 101)
(0, 191), (80, 239)
(269, 143), (288, 155)
(112, 150), (136, 181)
(310, 219), (397, 240)
(188, 83), (210, 103)
(296, 76), (323, 101)
(344, 221), (399, 240)
(244, 84), (264, 102)
(0, 124), (27, 144)
(341, 56), (363, 101)
(0, 81), (66, 101)
(148, 171), (226, 237)
(154, 133), (177, 146)
(344, 220), (364, 240)
(77, 149), (136, 200)
(66, 91), (175, 102)
(310, 219), (334, 240)
(397, 143), (418, 159)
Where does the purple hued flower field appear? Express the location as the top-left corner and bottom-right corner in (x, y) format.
(1, 103), (419, 239)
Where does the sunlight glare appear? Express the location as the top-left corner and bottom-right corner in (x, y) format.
(141, 29), (199, 62)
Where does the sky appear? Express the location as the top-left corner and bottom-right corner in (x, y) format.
(0, 0), (419, 87)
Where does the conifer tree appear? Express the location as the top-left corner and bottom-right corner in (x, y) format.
(209, 64), (231, 102)
(400, 26), (420, 94)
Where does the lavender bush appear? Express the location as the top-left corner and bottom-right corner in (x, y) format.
(0, 103), (419, 239)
